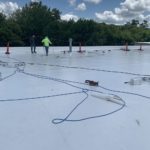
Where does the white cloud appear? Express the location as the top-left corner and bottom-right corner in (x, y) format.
(68, 0), (76, 6)
(95, 11), (124, 24)
(95, 0), (150, 25)
(0, 2), (20, 16)
(31, 0), (40, 2)
(61, 13), (79, 21)
(76, 3), (86, 11)
(120, 0), (150, 12)
(83, 0), (102, 4)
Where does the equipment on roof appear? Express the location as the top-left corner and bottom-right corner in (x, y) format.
(91, 94), (125, 106)
(85, 80), (99, 86)
(125, 76), (150, 85)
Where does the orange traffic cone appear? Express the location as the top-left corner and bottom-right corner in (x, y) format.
(125, 42), (128, 51)
(5, 42), (10, 54)
(138, 44), (143, 51)
(78, 42), (82, 53)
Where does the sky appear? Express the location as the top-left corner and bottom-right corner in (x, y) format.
(0, 0), (150, 25)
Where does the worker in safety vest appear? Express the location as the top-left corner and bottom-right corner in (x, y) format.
(41, 36), (52, 56)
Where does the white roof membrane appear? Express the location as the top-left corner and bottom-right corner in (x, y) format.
(0, 46), (150, 150)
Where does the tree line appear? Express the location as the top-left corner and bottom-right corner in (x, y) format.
(0, 1), (150, 46)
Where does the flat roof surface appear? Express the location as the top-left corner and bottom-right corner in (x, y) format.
(0, 46), (150, 150)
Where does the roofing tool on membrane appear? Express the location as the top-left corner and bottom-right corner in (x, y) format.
(85, 80), (99, 86)
(124, 76), (150, 85)
(142, 77), (150, 82)
(91, 94), (125, 106)
(124, 78), (142, 85)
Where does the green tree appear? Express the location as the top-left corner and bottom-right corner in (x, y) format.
(140, 20), (149, 29)
(11, 1), (61, 46)
(0, 2), (150, 46)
